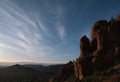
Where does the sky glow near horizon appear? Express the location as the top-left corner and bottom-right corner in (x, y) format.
(0, 0), (120, 63)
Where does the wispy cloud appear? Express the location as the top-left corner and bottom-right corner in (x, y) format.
(0, 0), (50, 61)
(57, 22), (66, 40)
(33, 17), (52, 38)
(0, 42), (15, 50)
(0, 0), (72, 63)
(56, 5), (66, 40)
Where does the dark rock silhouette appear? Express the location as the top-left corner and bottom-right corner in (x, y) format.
(50, 15), (120, 82)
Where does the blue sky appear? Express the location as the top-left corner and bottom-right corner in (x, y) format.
(0, 0), (120, 64)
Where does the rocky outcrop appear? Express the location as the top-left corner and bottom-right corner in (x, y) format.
(50, 15), (120, 82)
(80, 35), (91, 58)
(50, 61), (74, 82)
(74, 35), (92, 80)
(74, 57), (92, 80)
(116, 14), (120, 21)
(74, 17), (120, 80)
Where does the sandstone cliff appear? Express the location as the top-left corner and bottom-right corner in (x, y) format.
(50, 15), (120, 82)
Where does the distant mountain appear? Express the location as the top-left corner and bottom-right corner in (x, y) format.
(23, 64), (45, 71)
(0, 62), (56, 66)
(0, 64), (64, 82)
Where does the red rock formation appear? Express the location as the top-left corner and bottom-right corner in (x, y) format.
(74, 17), (120, 80)
(80, 35), (90, 58)
(116, 14), (120, 21)
(91, 20), (108, 51)
(74, 35), (92, 80)
(91, 20), (109, 71)
(114, 47), (120, 58)
(108, 21), (120, 50)
(74, 57), (92, 80)
(50, 15), (120, 82)
(91, 38), (97, 53)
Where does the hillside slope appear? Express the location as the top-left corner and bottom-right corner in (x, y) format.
(0, 64), (63, 82)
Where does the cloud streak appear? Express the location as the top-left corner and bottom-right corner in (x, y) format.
(56, 4), (66, 40)
(0, 0), (75, 63)
(57, 22), (66, 40)
(0, 0), (53, 62)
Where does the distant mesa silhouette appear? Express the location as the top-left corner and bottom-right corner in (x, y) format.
(11, 64), (21, 68)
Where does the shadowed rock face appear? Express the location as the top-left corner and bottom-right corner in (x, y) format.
(109, 21), (120, 49)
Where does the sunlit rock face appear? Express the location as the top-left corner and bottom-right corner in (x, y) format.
(116, 14), (120, 21)
(80, 35), (91, 58)
(74, 57), (92, 80)
(50, 15), (120, 82)
(74, 17), (120, 80)
(91, 20), (110, 71)
(74, 35), (92, 80)
(91, 20), (108, 51)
